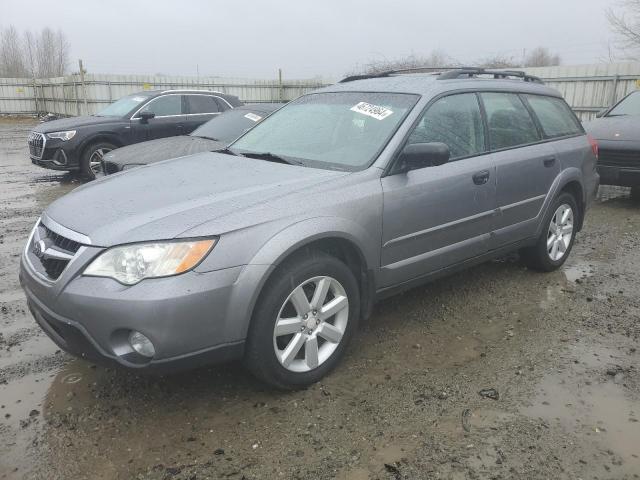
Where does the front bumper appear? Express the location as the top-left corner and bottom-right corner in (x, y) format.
(19, 252), (270, 372)
(597, 164), (640, 187)
(29, 135), (81, 171)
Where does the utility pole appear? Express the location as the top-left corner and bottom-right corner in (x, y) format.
(278, 68), (283, 103)
(78, 59), (88, 114)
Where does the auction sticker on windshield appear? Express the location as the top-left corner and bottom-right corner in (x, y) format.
(350, 102), (393, 120)
(244, 113), (262, 122)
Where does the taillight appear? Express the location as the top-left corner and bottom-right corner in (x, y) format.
(587, 134), (599, 160)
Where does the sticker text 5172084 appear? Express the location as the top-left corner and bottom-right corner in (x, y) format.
(350, 102), (394, 120)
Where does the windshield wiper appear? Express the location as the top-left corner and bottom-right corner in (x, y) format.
(215, 147), (242, 156)
(241, 151), (301, 165)
(196, 135), (221, 141)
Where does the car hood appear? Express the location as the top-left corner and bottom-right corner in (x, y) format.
(33, 115), (123, 133)
(583, 116), (640, 142)
(45, 152), (348, 246)
(103, 135), (224, 169)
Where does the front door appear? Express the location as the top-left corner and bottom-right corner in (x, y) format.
(380, 92), (496, 288)
(131, 94), (186, 141)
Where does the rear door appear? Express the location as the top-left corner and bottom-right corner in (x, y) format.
(380, 92), (496, 287)
(133, 94), (186, 140)
(480, 92), (559, 247)
(183, 94), (223, 133)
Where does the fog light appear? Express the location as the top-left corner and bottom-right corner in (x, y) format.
(128, 331), (155, 357)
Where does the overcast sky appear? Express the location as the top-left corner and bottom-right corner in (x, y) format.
(3, 0), (616, 80)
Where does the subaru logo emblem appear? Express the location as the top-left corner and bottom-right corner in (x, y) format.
(33, 240), (46, 258)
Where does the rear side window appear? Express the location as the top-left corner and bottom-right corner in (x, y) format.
(525, 95), (582, 138)
(186, 95), (220, 114)
(215, 97), (231, 112)
(407, 93), (485, 160)
(481, 92), (540, 150)
(143, 95), (183, 116)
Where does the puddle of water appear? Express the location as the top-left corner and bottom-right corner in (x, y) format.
(563, 259), (600, 283)
(523, 343), (640, 476)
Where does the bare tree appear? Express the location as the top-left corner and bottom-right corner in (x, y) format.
(476, 54), (521, 69)
(348, 50), (459, 76)
(0, 25), (28, 77)
(607, 0), (640, 58)
(54, 29), (70, 76)
(523, 47), (561, 67)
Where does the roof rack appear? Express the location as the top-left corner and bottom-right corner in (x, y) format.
(437, 68), (543, 83)
(339, 66), (446, 83)
(339, 66), (543, 84)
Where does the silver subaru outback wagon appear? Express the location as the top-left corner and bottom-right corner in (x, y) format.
(20, 68), (599, 389)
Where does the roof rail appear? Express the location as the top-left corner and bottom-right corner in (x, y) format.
(437, 68), (544, 83)
(339, 66), (452, 83)
(339, 66), (544, 84)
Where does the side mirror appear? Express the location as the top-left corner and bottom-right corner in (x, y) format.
(396, 142), (450, 173)
(138, 110), (155, 122)
(595, 108), (608, 118)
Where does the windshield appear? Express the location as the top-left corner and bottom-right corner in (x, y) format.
(191, 108), (271, 143)
(231, 92), (419, 171)
(96, 94), (151, 117)
(608, 91), (640, 116)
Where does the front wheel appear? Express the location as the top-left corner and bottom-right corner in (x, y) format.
(80, 141), (116, 179)
(244, 251), (360, 389)
(521, 192), (578, 272)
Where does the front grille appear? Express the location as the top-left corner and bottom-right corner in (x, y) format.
(42, 224), (81, 253)
(599, 149), (640, 169)
(28, 132), (45, 159)
(41, 258), (69, 279)
(29, 221), (84, 281)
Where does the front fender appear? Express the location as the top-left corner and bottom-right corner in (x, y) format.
(247, 216), (379, 269)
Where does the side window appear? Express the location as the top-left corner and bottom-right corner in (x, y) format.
(481, 92), (541, 150)
(143, 95), (182, 117)
(525, 95), (582, 138)
(186, 95), (220, 114)
(407, 93), (485, 160)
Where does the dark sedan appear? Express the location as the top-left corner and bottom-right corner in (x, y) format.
(584, 90), (640, 199)
(27, 89), (242, 179)
(101, 103), (281, 175)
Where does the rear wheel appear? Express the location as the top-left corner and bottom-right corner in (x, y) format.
(521, 192), (578, 272)
(244, 251), (360, 389)
(80, 141), (116, 179)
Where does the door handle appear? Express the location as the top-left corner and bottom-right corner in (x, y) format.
(543, 156), (557, 167)
(472, 170), (490, 185)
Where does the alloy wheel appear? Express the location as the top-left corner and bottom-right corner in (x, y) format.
(547, 203), (574, 261)
(89, 148), (112, 177)
(273, 276), (349, 373)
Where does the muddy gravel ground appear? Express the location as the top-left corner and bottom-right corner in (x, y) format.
(0, 118), (639, 480)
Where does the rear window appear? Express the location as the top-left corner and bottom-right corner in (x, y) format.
(525, 95), (582, 138)
(481, 92), (541, 150)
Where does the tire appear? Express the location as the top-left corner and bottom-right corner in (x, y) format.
(80, 141), (116, 179)
(244, 250), (360, 389)
(520, 192), (579, 272)
(631, 186), (640, 203)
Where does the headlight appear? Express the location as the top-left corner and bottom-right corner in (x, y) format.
(84, 239), (216, 285)
(46, 130), (76, 141)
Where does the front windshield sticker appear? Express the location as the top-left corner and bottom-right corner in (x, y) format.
(244, 112), (262, 122)
(350, 102), (393, 120)
(131, 96), (146, 102)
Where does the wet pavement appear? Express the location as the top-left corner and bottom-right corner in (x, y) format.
(0, 118), (639, 479)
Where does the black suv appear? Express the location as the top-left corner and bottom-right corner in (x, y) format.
(27, 89), (242, 178)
